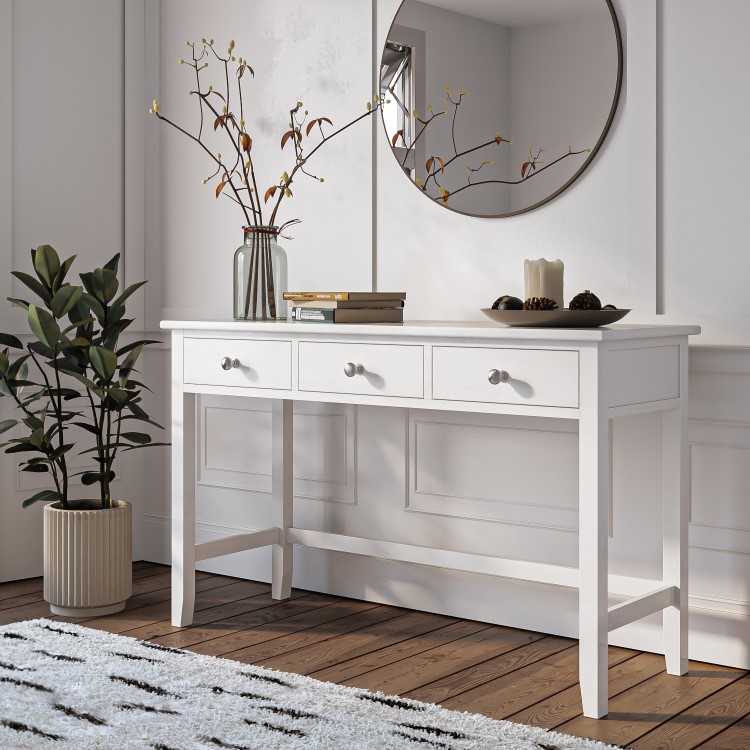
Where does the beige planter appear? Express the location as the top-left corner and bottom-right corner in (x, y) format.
(43, 500), (132, 616)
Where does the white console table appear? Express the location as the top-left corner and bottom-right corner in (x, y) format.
(162, 319), (700, 718)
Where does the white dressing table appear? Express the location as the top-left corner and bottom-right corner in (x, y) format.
(162, 319), (700, 718)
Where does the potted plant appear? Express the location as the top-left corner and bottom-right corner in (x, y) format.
(0, 245), (165, 615)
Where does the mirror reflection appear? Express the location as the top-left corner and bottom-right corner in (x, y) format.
(380, 0), (622, 217)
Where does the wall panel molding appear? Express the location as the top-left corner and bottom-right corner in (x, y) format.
(407, 410), (579, 532)
(197, 395), (357, 504)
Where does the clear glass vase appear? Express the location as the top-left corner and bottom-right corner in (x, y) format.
(233, 226), (288, 320)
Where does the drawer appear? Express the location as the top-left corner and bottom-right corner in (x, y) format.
(298, 342), (424, 398)
(432, 346), (578, 408)
(184, 338), (292, 390)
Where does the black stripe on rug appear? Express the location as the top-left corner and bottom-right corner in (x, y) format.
(240, 670), (294, 688)
(120, 703), (181, 716)
(1, 632), (28, 640)
(0, 719), (64, 741)
(110, 675), (182, 698)
(143, 642), (187, 655)
(393, 729), (456, 749)
(0, 660), (34, 672)
(34, 649), (85, 663)
(112, 651), (163, 664)
(256, 705), (320, 721)
(538, 745), (562, 750)
(0, 675), (52, 693)
(53, 704), (107, 726)
(151, 743), (182, 750)
(244, 718), (306, 737)
(38, 624), (79, 637)
(398, 723), (471, 741)
(200, 737), (251, 750)
(211, 685), (269, 701)
(358, 694), (428, 711)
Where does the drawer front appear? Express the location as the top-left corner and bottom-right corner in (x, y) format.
(298, 342), (424, 398)
(432, 346), (579, 408)
(184, 338), (292, 390)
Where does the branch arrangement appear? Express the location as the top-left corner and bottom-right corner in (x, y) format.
(152, 37), (385, 232)
(387, 83), (591, 205)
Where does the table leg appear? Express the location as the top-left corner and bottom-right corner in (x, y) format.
(272, 399), (293, 600)
(663, 386), (689, 674)
(171, 389), (196, 627)
(579, 383), (610, 718)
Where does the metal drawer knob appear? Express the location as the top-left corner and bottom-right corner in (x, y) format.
(344, 362), (365, 377)
(488, 368), (509, 385)
(221, 357), (241, 371)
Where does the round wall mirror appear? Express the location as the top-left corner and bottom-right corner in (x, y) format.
(380, 0), (622, 217)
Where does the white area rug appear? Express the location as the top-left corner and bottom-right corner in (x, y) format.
(0, 619), (619, 749)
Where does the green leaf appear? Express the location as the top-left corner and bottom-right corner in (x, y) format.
(81, 292), (105, 321)
(117, 339), (159, 357)
(92, 268), (119, 304)
(122, 441), (170, 452)
(80, 470), (115, 486)
(0, 419), (17, 435)
(28, 305), (61, 348)
(11, 272), (51, 304)
(53, 255), (77, 291)
(111, 280), (147, 311)
(72, 421), (100, 435)
(21, 463), (49, 473)
(4, 442), (41, 454)
(33, 245), (61, 287)
(7, 297), (31, 312)
(121, 431), (152, 444)
(0, 333), (23, 349)
(0, 351), (8, 378)
(58, 367), (102, 395)
(104, 253), (120, 274)
(21, 489), (61, 508)
(51, 285), (83, 318)
(118, 343), (143, 381)
(89, 346), (117, 381)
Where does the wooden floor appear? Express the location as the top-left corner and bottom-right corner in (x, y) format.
(2, 563), (749, 749)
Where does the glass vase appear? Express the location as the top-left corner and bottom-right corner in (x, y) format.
(233, 226), (288, 320)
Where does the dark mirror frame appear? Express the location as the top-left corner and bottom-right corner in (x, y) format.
(380, 0), (624, 218)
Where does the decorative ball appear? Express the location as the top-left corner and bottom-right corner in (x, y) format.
(602, 304), (618, 310)
(492, 295), (524, 310)
(523, 297), (558, 311)
(569, 290), (602, 310)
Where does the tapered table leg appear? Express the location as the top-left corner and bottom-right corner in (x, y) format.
(171, 383), (196, 627)
(579, 348), (610, 719)
(272, 399), (293, 600)
(663, 342), (689, 675)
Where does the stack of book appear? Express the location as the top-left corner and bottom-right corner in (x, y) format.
(284, 292), (406, 323)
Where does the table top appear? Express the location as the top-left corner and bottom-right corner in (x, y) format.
(161, 319), (701, 342)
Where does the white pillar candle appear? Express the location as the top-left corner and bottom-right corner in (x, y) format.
(524, 258), (564, 308)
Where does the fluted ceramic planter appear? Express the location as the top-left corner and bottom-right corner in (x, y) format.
(43, 500), (132, 616)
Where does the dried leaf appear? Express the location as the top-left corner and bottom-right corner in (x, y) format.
(318, 117), (333, 128)
(437, 157), (445, 172)
(495, 135), (502, 144)
(426, 157), (434, 173)
(240, 133), (251, 152)
(264, 185), (278, 203)
(212, 90), (226, 102)
(306, 119), (318, 136)
(294, 129), (302, 142)
(391, 129), (403, 147)
(521, 162), (530, 178)
(216, 180), (227, 198)
(213, 116), (224, 131)
(280, 130), (295, 150)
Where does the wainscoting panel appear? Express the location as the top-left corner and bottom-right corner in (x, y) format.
(407, 410), (578, 531)
(197, 395), (356, 503)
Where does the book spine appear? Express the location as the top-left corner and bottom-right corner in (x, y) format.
(284, 292), (349, 301)
(291, 307), (335, 322)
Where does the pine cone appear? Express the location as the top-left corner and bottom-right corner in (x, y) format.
(569, 290), (602, 310)
(523, 297), (558, 311)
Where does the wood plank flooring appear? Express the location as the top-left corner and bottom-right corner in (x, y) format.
(1, 563), (749, 749)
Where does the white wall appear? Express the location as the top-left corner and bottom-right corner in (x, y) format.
(3, 0), (750, 672)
